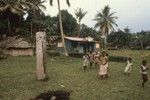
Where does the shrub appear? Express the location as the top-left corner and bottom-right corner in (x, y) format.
(109, 56), (127, 62)
(69, 53), (84, 58)
(0, 55), (7, 60)
(47, 50), (60, 57)
(0, 49), (7, 60)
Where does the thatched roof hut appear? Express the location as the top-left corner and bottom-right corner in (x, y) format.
(0, 36), (34, 56)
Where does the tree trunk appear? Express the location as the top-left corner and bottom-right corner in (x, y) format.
(77, 21), (80, 37)
(57, 0), (68, 56)
(36, 32), (47, 81)
(31, 21), (33, 37)
(7, 18), (11, 36)
(104, 35), (107, 49)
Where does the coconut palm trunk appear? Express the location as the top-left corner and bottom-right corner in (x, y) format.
(57, 0), (68, 56)
(104, 35), (107, 49)
(31, 21), (33, 37)
(7, 18), (11, 36)
(78, 22), (80, 37)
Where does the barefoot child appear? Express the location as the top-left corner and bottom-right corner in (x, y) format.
(99, 51), (108, 79)
(141, 60), (149, 87)
(83, 53), (89, 71)
(124, 57), (133, 74)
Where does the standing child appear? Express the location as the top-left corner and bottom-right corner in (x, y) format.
(99, 51), (108, 79)
(94, 51), (100, 68)
(141, 60), (149, 88)
(105, 53), (109, 78)
(124, 57), (133, 74)
(88, 51), (94, 69)
(83, 53), (89, 71)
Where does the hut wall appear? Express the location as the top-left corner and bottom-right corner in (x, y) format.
(12, 49), (33, 56)
(3, 49), (13, 55)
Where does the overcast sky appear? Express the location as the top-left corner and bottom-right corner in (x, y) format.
(43, 0), (150, 33)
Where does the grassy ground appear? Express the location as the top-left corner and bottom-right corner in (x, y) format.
(0, 50), (150, 100)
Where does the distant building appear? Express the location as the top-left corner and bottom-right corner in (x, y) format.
(48, 36), (100, 53)
(0, 36), (34, 56)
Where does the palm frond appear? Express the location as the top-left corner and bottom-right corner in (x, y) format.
(94, 5), (118, 34)
(102, 5), (110, 17)
(74, 8), (87, 22)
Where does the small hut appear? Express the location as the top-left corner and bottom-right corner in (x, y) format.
(0, 36), (34, 56)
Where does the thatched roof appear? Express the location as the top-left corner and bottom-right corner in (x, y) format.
(0, 36), (33, 49)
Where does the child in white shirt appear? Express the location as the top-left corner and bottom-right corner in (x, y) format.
(124, 57), (132, 74)
(83, 54), (89, 71)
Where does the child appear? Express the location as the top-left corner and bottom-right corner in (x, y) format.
(124, 57), (133, 74)
(88, 51), (94, 69)
(105, 53), (109, 78)
(99, 51), (108, 79)
(94, 51), (100, 68)
(83, 53), (89, 71)
(141, 60), (149, 88)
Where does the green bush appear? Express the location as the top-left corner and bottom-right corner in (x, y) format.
(0, 49), (7, 60)
(47, 50), (60, 57)
(0, 55), (7, 60)
(69, 53), (84, 58)
(109, 56), (127, 62)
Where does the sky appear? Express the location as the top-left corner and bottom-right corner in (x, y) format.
(43, 0), (150, 33)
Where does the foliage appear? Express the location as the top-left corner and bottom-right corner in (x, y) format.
(74, 8), (87, 36)
(57, 10), (78, 35)
(47, 50), (60, 57)
(0, 0), (32, 36)
(94, 5), (118, 37)
(94, 5), (118, 49)
(129, 31), (150, 50)
(42, 16), (58, 35)
(109, 55), (127, 62)
(107, 29), (132, 49)
(0, 49), (7, 60)
(0, 0), (46, 36)
(69, 52), (84, 58)
(74, 8), (87, 23)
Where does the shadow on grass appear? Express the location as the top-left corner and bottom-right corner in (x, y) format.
(30, 90), (70, 100)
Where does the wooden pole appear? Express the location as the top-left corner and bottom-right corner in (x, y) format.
(36, 32), (47, 81)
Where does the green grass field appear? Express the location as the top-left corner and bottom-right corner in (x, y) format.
(0, 50), (150, 100)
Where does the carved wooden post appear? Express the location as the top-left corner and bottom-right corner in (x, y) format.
(36, 32), (47, 81)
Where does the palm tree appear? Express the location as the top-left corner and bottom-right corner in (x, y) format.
(50, 0), (70, 56)
(94, 5), (118, 49)
(74, 8), (87, 37)
(27, 0), (46, 37)
(0, 0), (32, 36)
(124, 26), (130, 48)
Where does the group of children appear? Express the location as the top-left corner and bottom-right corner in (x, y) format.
(83, 51), (149, 88)
(124, 56), (149, 87)
(83, 50), (109, 79)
